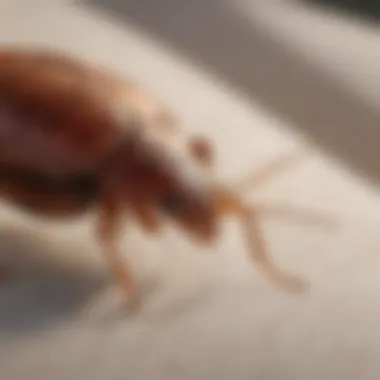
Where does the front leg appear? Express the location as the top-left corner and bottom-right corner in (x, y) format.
(240, 207), (307, 292)
(237, 147), (308, 192)
(96, 189), (141, 309)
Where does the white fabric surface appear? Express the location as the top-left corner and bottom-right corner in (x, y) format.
(1, 1), (380, 379)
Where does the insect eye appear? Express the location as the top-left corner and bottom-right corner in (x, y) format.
(158, 194), (182, 213)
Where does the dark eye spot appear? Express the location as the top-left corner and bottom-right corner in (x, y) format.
(188, 137), (213, 166)
(158, 194), (182, 213)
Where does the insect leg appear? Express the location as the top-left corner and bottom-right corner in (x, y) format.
(240, 207), (308, 292)
(131, 199), (161, 233)
(237, 147), (308, 192)
(96, 196), (140, 309)
(255, 202), (337, 230)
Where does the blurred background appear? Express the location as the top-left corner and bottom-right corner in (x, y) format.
(306, 0), (380, 21)
(80, 0), (380, 187)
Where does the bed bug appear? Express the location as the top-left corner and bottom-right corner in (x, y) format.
(0, 47), (334, 309)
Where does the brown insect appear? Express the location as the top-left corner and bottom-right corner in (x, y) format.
(0, 47), (333, 308)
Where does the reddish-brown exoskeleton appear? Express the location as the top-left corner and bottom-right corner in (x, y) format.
(0, 47), (333, 308)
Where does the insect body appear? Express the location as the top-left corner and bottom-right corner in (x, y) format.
(0, 47), (333, 308)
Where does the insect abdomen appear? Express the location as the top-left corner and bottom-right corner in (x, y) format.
(0, 164), (99, 217)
